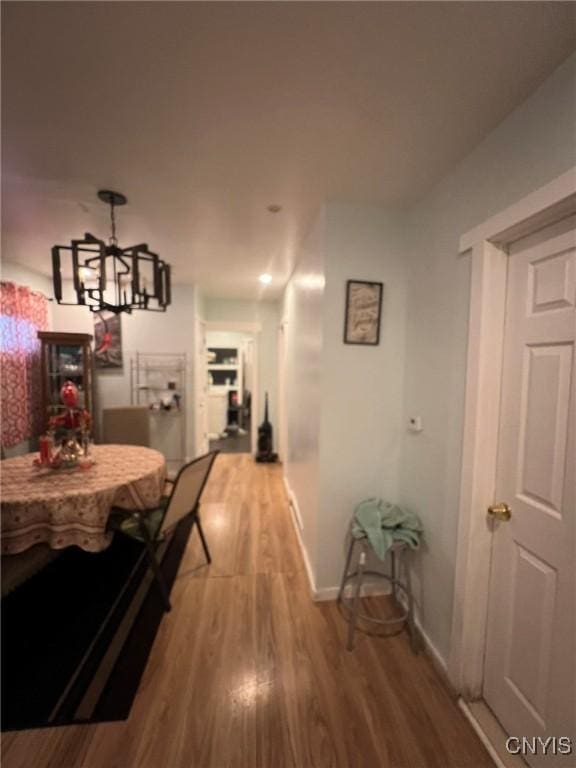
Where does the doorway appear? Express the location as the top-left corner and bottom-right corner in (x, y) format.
(450, 170), (576, 766)
(483, 218), (575, 763)
(194, 317), (209, 457)
(204, 327), (258, 455)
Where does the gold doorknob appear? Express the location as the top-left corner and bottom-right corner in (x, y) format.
(488, 502), (511, 521)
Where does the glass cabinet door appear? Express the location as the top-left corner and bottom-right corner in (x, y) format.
(46, 343), (88, 409)
(38, 332), (94, 432)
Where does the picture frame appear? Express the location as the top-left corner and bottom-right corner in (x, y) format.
(343, 280), (383, 345)
(94, 310), (123, 368)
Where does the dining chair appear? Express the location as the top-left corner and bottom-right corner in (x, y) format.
(108, 450), (219, 611)
(102, 406), (151, 446)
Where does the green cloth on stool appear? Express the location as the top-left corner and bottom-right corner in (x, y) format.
(352, 498), (423, 560)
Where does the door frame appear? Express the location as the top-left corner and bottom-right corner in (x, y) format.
(203, 320), (261, 455)
(194, 316), (209, 457)
(448, 168), (576, 700)
(277, 318), (288, 464)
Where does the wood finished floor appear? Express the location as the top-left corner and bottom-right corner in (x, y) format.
(2, 454), (493, 768)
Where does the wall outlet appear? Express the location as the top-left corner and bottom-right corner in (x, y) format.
(408, 416), (423, 433)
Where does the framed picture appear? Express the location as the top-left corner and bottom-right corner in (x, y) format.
(94, 310), (123, 368)
(344, 280), (383, 345)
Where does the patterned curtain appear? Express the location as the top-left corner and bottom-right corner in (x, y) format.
(1, 282), (48, 449)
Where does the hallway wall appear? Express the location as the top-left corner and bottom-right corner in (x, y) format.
(281, 211), (325, 574)
(316, 203), (408, 591)
(398, 52), (576, 662)
(281, 204), (408, 594)
(280, 53), (576, 669)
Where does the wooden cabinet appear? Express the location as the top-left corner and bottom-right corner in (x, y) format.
(38, 332), (94, 433)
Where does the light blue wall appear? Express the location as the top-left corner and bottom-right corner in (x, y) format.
(316, 203), (408, 590)
(398, 53), (576, 660)
(280, 54), (576, 653)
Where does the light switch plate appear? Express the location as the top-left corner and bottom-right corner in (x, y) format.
(408, 416), (423, 433)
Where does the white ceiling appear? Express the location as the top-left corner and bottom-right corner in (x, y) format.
(2, 2), (575, 299)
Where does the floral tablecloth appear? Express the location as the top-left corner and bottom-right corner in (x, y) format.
(1, 444), (166, 554)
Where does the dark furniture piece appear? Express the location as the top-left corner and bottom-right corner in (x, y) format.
(38, 331), (94, 435)
(256, 392), (277, 462)
(108, 451), (219, 611)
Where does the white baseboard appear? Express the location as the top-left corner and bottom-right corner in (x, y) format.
(395, 589), (449, 677)
(283, 475), (316, 598)
(417, 617), (449, 676)
(459, 700), (505, 768)
(283, 475), (303, 531)
(313, 586), (341, 602)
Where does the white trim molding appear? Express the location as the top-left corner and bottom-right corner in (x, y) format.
(459, 167), (576, 253)
(449, 168), (576, 699)
(449, 240), (507, 698)
(459, 701), (508, 768)
(283, 475), (317, 599)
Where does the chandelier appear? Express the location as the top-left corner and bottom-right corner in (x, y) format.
(52, 190), (171, 314)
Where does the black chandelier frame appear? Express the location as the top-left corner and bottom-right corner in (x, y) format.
(52, 190), (171, 314)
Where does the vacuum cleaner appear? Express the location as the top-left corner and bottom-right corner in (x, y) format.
(255, 392), (278, 463)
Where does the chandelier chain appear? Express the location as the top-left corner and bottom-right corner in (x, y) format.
(109, 197), (118, 246)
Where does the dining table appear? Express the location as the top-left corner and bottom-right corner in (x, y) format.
(1, 444), (166, 555)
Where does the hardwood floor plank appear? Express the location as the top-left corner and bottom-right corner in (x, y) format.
(2, 454), (494, 768)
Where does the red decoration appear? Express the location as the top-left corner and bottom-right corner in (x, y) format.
(48, 408), (91, 431)
(47, 380), (91, 439)
(60, 380), (79, 408)
(39, 434), (53, 464)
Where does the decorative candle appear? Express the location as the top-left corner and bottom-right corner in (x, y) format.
(39, 435), (53, 464)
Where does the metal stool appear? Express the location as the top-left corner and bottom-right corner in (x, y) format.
(337, 535), (417, 652)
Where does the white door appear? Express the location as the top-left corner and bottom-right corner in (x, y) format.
(194, 318), (209, 456)
(484, 217), (575, 766)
